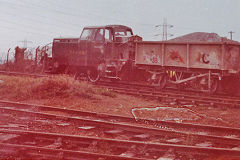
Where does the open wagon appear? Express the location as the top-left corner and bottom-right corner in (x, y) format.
(135, 40), (240, 93)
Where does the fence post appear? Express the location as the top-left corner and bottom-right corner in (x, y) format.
(6, 48), (11, 70)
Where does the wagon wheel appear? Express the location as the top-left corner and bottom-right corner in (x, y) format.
(87, 68), (100, 83)
(119, 63), (131, 81)
(221, 77), (238, 95)
(152, 73), (167, 90)
(209, 78), (219, 94)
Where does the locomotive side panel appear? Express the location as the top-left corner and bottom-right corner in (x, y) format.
(52, 40), (88, 68)
(66, 43), (82, 66)
(52, 42), (70, 66)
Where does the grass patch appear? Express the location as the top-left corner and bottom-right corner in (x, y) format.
(96, 88), (117, 98)
(0, 75), (116, 101)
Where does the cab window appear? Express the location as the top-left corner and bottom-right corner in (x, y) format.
(95, 29), (104, 41)
(104, 29), (113, 41)
(80, 29), (95, 40)
(126, 30), (132, 36)
(114, 29), (133, 36)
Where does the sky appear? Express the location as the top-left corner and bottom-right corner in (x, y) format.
(0, 0), (240, 60)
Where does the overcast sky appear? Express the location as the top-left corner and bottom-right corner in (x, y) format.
(0, 0), (239, 59)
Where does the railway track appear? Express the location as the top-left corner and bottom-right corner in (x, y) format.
(0, 71), (239, 108)
(0, 100), (240, 159)
(0, 100), (239, 137)
(96, 80), (240, 108)
(0, 130), (145, 160)
(1, 128), (240, 160)
(0, 71), (48, 78)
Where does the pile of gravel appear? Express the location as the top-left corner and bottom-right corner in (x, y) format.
(169, 32), (238, 43)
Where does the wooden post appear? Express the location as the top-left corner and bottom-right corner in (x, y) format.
(6, 48), (11, 70)
(35, 46), (40, 66)
(187, 44), (190, 69)
(208, 70), (211, 93)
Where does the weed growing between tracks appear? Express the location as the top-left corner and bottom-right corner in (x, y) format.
(0, 75), (116, 100)
(0, 75), (162, 116)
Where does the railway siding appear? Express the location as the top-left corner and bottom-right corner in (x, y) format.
(0, 101), (240, 159)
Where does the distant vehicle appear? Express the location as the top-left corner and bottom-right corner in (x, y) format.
(47, 25), (240, 94)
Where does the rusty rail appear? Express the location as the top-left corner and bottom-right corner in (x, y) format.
(1, 129), (240, 159)
(0, 100), (240, 137)
(1, 103), (240, 153)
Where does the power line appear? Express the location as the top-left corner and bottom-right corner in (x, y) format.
(1, 0), (239, 43)
(155, 18), (173, 41)
(4, 0), (233, 36)
(1, 0), (157, 41)
(0, 17), (60, 36)
(0, 1), (84, 31)
(0, 25), (51, 37)
(18, 0), (155, 27)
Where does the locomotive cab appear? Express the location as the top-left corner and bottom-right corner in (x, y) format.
(79, 25), (136, 81)
(79, 25), (134, 62)
(51, 25), (141, 82)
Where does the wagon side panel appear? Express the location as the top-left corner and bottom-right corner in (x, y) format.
(189, 44), (222, 70)
(164, 44), (187, 68)
(135, 43), (162, 65)
(223, 45), (240, 73)
(135, 42), (240, 73)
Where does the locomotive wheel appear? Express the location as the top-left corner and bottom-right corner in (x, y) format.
(64, 66), (70, 75)
(87, 69), (100, 83)
(51, 61), (59, 74)
(73, 72), (81, 81)
(119, 61), (133, 81)
(152, 73), (167, 90)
